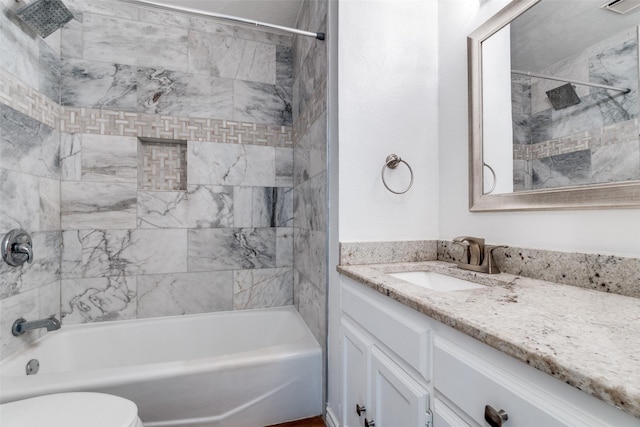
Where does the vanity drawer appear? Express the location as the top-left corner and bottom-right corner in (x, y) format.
(433, 337), (608, 427)
(342, 277), (431, 380)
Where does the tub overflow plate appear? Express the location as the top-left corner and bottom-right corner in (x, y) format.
(26, 359), (39, 375)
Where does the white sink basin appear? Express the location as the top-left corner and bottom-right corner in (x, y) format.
(388, 271), (486, 292)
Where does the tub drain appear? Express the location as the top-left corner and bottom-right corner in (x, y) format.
(26, 359), (39, 375)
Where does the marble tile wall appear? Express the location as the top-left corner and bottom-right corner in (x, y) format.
(512, 27), (640, 191)
(0, 0), (303, 359)
(0, 3), (61, 102)
(58, 125), (294, 326)
(0, 105), (62, 359)
(1, 105), (296, 333)
(59, 0), (294, 127)
(292, 0), (328, 356)
(0, 2), (63, 359)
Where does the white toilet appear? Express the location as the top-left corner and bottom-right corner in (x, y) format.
(0, 392), (144, 427)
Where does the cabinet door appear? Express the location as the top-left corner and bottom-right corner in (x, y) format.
(432, 398), (471, 427)
(342, 319), (370, 427)
(370, 347), (430, 427)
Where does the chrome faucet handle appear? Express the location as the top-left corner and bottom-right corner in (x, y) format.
(15, 242), (33, 263)
(483, 245), (508, 274)
(451, 238), (470, 263)
(453, 236), (485, 265)
(2, 229), (33, 266)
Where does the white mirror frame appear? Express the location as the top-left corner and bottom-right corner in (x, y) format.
(468, 0), (640, 211)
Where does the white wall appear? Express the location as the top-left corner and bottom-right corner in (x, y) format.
(438, 0), (640, 258)
(329, 0), (640, 422)
(331, 0), (439, 422)
(338, 0), (439, 243)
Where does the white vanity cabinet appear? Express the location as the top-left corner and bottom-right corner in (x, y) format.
(339, 275), (640, 427)
(341, 278), (432, 427)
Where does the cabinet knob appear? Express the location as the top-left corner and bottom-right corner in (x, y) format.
(484, 405), (508, 427)
(356, 404), (366, 416)
(364, 418), (375, 427)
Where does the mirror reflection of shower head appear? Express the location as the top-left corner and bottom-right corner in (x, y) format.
(600, 0), (640, 15)
(546, 83), (581, 110)
(16, 0), (74, 38)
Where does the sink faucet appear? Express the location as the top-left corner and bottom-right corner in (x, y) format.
(12, 315), (61, 336)
(452, 236), (507, 274)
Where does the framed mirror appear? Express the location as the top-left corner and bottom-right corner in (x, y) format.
(468, 0), (640, 211)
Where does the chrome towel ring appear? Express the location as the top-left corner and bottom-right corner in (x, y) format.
(381, 154), (414, 194)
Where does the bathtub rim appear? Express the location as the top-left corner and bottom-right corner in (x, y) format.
(0, 305), (322, 404)
(15, 304), (309, 335)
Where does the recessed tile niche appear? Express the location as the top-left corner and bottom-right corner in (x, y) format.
(138, 138), (188, 191)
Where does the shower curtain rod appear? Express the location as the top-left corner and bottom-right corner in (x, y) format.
(511, 70), (631, 94)
(121, 0), (325, 40)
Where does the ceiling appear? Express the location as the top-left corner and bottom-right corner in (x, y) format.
(149, 0), (304, 28)
(510, 0), (640, 72)
(126, 1), (638, 69)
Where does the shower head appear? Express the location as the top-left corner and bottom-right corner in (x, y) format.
(16, 0), (74, 38)
(546, 83), (581, 110)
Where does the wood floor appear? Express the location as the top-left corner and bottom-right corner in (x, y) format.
(266, 416), (325, 427)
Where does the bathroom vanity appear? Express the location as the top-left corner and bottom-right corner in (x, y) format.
(336, 261), (640, 427)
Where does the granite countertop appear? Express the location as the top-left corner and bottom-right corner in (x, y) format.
(337, 260), (640, 419)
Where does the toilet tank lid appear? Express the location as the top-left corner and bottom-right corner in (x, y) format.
(0, 392), (141, 427)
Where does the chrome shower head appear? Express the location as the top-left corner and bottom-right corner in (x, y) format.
(546, 83), (581, 110)
(16, 0), (74, 38)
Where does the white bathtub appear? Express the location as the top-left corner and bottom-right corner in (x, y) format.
(0, 306), (322, 427)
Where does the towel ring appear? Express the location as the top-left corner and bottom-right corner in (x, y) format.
(381, 154), (414, 194)
(483, 162), (497, 195)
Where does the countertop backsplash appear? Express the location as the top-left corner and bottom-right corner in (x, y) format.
(340, 240), (640, 299)
(339, 240), (437, 266)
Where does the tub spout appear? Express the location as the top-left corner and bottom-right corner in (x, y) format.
(12, 315), (61, 336)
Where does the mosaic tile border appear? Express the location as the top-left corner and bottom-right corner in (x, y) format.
(60, 108), (293, 147)
(514, 118), (639, 160)
(0, 67), (293, 147)
(0, 68), (59, 129)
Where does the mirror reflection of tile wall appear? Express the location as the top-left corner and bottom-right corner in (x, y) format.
(512, 27), (640, 191)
